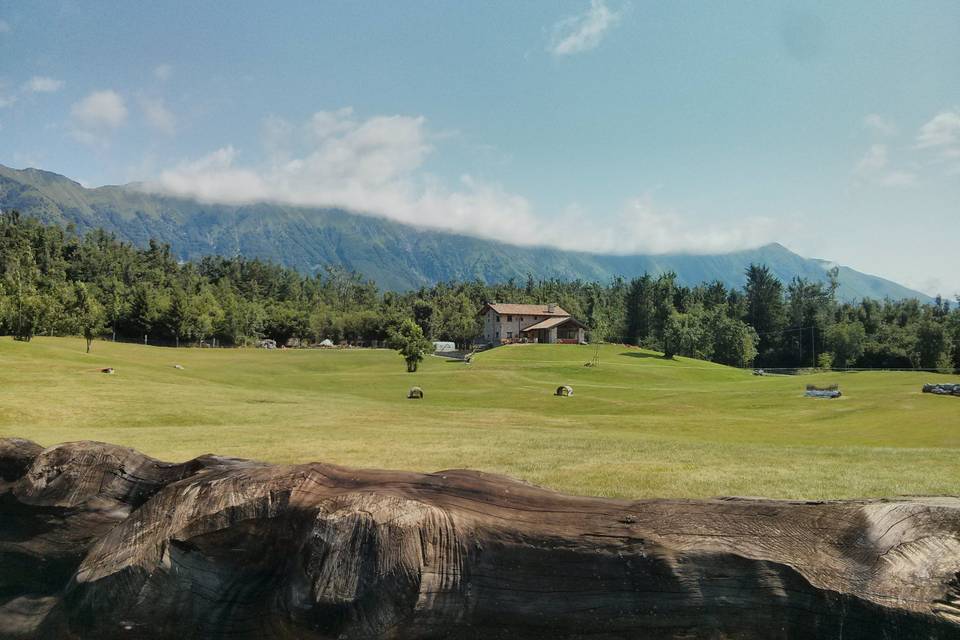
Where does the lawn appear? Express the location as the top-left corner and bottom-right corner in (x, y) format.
(1, 336), (958, 500)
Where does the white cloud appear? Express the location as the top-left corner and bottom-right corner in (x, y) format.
(154, 110), (434, 211)
(0, 80), (16, 108)
(916, 109), (960, 149)
(854, 144), (918, 188)
(547, 0), (622, 57)
(69, 90), (128, 146)
(140, 97), (176, 134)
(879, 171), (918, 188)
(856, 144), (888, 173)
(863, 114), (896, 136)
(261, 115), (296, 162)
(158, 146), (268, 203)
(307, 107), (356, 140)
(23, 76), (63, 93)
(146, 108), (779, 255)
(154, 64), (173, 81)
(0, 76), (62, 109)
(549, 195), (788, 254)
(71, 90), (127, 129)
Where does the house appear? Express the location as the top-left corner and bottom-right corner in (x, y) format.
(479, 302), (587, 345)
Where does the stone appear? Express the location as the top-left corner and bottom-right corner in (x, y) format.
(2, 438), (960, 639)
(923, 383), (960, 397)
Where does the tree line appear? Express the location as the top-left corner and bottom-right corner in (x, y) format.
(1, 211), (958, 371)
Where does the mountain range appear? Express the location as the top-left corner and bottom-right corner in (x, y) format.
(0, 164), (930, 302)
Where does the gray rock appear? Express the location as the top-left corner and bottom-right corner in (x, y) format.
(2, 438), (960, 639)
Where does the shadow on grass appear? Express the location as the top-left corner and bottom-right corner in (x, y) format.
(618, 351), (667, 360)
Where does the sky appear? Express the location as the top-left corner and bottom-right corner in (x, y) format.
(1, 1), (959, 296)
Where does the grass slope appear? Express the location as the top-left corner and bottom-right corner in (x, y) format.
(2, 337), (957, 499)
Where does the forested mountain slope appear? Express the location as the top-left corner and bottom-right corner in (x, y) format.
(0, 164), (929, 301)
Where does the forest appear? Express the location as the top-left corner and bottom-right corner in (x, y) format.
(1, 210), (957, 371)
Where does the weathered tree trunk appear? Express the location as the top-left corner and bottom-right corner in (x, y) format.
(1, 438), (959, 639)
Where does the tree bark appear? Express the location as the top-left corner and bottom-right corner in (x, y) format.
(1, 438), (959, 639)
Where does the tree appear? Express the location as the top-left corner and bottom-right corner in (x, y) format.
(412, 299), (435, 338)
(434, 293), (481, 348)
(785, 277), (831, 368)
(624, 274), (655, 345)
(128, 283), (166, 345)
(387, 318), (432, 372)
(914, 315), (951, 370)
(861, 323), (915, 369)
(167, 287), (191, 347)
(102, 277), (128, 342)
(743, 264), (785, 363)
(71, 282), (106, 353)
(948, 307), (960, 371)
(3, 212), (958, 376)
(652, 272), (678, 346)
(262, 301), (309, 346)
(662, 311), (710, 360)
(189, 287), (224, 346)
(9, 287), (51, 342)
(0, 283), (7, 333)
(709, 312), (759, 368)
(308, 303), (332, 344)
(825, 321), (866, 369)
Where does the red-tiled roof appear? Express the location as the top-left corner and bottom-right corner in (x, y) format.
(481, 303), (569, 317)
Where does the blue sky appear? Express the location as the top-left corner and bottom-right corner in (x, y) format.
(1, 1), (959, 295)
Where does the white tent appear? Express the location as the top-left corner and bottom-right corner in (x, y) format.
(432, 341), (456, 352)
(318, 338), (335, 347)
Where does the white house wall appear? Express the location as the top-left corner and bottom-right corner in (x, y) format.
(482, 310), (556, 344)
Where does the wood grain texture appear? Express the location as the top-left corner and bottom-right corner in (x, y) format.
(2, 438), (959, 639)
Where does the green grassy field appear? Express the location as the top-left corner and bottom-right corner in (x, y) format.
(2, 336), (958, 500)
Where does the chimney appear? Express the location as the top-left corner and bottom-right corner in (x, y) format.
(547, 303), (556, 313)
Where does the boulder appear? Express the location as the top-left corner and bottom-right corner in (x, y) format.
(805, 389), (842, 398)
(924, 383), (960, 396)
(2, 438), (960, 639)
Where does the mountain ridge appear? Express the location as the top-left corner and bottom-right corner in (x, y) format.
(0, 163), (931, 302)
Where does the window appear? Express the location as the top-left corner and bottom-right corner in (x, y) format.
(496, 315), (500, 322)
(507, 331), (513, 338)
(507, 315), (513, 322)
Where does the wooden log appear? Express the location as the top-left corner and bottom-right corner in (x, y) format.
(1, 438), (959, 639)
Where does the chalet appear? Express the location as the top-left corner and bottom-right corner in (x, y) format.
(479, 303), (587, 345)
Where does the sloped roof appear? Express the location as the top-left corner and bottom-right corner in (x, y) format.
(482, 303), (569, 317)
(521, 316), (588, 332)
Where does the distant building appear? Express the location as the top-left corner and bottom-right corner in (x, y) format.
(479, 303), (587, 345)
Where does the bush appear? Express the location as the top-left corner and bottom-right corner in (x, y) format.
(817, 353), (834, 370)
